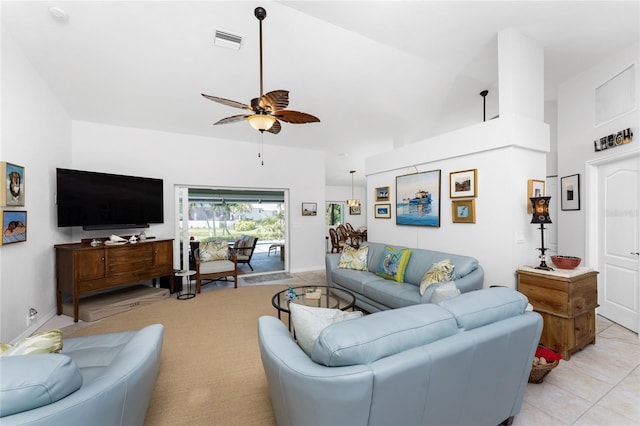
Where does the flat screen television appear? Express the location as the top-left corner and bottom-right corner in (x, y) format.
(56, 168), (164, 230)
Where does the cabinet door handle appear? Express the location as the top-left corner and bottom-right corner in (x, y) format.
(632, 252), (639, 256)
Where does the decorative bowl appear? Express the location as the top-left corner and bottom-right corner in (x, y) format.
(551, 255), (581, 269)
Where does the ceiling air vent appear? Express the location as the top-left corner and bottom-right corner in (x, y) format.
(214, 29), (243, 50)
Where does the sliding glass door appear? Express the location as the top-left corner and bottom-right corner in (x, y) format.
(176, 186), (287, 275)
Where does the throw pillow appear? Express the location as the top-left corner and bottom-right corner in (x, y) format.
(337, 245), (369, 271)
(419, 259), (455, 295)
(199, 240), (229, 262)
(0, 329), (63, 357)
(290, 303), (363, 357)
(376, 246), (412, 282)
(430, 281), (461, 303)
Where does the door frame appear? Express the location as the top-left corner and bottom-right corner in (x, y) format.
(174, 185), (289, 275)
(585, 147), (640, 334)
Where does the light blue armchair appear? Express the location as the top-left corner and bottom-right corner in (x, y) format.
(0, 324), (164, 425)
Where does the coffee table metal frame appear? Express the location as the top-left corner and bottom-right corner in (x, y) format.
(271, 285), (356, 331)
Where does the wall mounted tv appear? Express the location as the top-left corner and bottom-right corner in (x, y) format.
(56, 168), (164, 230)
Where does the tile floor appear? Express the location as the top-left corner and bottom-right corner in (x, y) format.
(43, 270), (639, 425)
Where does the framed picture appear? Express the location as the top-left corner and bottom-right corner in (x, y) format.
(449, 169), (477, 198)
(395, 169), (441, 227)
(374, 203), (391, 219)
(561, 174), (580, 211)
(1, 162), (25, 207)
(301, 202), (317, 216)
(451, 199), (475, 223)
(375, 186), (390, 201)
(527, 179), (546, 213)
(349, 205), (361, 215)
(1, 210), (27, 245)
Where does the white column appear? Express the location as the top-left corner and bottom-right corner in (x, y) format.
(498, 28), (544, 122)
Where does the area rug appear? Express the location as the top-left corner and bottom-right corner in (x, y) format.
(242, 272), (292, 284)
(68, 284), (287, 426)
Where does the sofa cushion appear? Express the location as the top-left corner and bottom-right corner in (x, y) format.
(0, 353), (82, 417)
(437, 287), (528, 331)
(199, 259), (236, 274)
(363, 279), (422, 309)
(199, 240), (229, 261)
(403, 249), (479, 285)
(331, 269), (387, 295)
(419, 259), (455, 295)
(312, 304), (458, 367)
(0, 329), (63, 357)
(338, 245), (369, 271)
(290, 303), (363, 356)
(376, 246), (412, 282)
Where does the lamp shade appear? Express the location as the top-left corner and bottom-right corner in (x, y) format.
(247, 114), (276, 131)
(530, 196), (552, 224)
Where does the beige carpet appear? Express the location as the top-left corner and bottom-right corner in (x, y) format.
(68, 284), (288, 426)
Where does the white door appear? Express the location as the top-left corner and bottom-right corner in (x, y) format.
(597, 154), (640, 332)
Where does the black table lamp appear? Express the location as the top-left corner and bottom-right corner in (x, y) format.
(530, 196), (553, 271)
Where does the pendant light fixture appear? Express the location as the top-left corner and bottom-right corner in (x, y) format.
(346, 170), (360, 207)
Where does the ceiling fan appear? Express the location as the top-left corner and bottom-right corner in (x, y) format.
(201, 7), (320, 134)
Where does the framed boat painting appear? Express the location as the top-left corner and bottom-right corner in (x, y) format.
(395, 170), (441, 227)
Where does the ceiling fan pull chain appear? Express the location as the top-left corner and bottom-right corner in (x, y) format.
(259, 132), (265, 166)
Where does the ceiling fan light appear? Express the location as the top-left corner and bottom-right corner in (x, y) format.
(247, 114), (276, 131)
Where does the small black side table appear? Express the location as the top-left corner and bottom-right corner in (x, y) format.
(175, 270), (196, 300)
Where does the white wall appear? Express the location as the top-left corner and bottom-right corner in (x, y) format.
(366, 116), (549, 288)
(557, 41), (640, 259)
(0, 30), (72, 342)
(69, 121), (327, 273)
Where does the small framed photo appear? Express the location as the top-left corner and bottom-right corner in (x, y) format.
(450, 169), (477, 198)
(451, 199), (475, 223)
(302, 202), (317, 216)
(1, 210), (27, 245)
(349, 205), (361, 215)
(375, 186), (390, 201)
(561, 174), (580, 211)
(1, 162), (25, 207)
(374, 203), (391, 219)
(527, 179), (546, 213)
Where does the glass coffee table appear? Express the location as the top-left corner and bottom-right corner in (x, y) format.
(271, 285), (356, 331)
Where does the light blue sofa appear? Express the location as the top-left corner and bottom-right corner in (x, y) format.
(326, 241), (484, 312)
(0, 324), (164, 426)
(258, 288), (542, 426)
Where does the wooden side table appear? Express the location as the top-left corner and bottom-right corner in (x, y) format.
(517, 266), (598, 360)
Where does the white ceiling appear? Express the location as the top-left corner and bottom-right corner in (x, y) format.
(2, 1), (638, 186)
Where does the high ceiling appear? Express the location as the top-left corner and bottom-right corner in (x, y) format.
(2, 1), (638, 186)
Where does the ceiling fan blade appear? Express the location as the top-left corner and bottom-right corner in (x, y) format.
(259, 90), (289, 111)
(214, 114), (250, 125)
(266, 120), (282, 134)
(275, 110), (320, 124)
(202, 94), (253, 111)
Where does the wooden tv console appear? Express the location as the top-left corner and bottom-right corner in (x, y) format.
(55, 238), (174, 322)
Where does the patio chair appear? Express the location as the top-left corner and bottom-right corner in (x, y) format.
(233, 235), (259, 271)
(193, 240), (238, 293)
